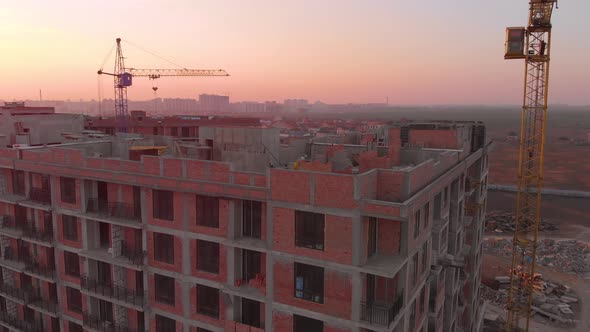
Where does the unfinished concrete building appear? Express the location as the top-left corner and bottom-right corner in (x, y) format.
(0, 119), (488, 332)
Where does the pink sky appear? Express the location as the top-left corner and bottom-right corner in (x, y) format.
(0, 0), (588, 105)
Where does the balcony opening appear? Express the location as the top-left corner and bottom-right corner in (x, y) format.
(15, 205), (26, 222)
(62, 215), (78, 241)
(242, 249), (261, 281)
(99, 222), (110, 249)
(97, 261), (112, 284)
(20, 274), (32, 290)
(196, 195), (219, 228)
(99, 299), (113, 323)
(196, 284), (220, 318)
(242, 200), (262, 238)
(368, 217), (377, 257)
(12, 170), (25, 196)
(43, 211), (52, 232)
(155, 314), (175, 332)
(241, 298), (261, 328)
(133, 186), (141, 219)
(137, 311), (145, 332)
(66, 287), (82, 313)
(153, 189), (174, 221)
(196, 240), (219, 274)
(60, 177), (76, 204)
(434, 193), (442, 220)
(294, 262), (323, 304)
(294, 315), (323, 332)
(69, 322), (83, 332)
(154, 232), (175, 264)
(64, 251), (80, 277)
(362, 274), (403, 326)
(155, 274), (175, 305)
(295, 211), (324, 251)
(97, 181), (108, 202)
(136, 271), (144, 294)
(30, 174), (51, 204)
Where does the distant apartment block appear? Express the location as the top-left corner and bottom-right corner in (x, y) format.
(199, 94), (230, 113)
(0, 115), (488, 332)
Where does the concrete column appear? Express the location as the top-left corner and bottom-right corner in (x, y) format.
(265, 254), (274, 332)
(181, 194), (191, 319)
(351, 271), (361, 322)
(351, 215), (362, 266)
(227, 248), (235, 285)
(227, 200), (236, 241)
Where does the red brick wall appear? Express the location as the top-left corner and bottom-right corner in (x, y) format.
(146, 190), (183, 230)
(358, 151), (390, 173)
(377, 218), (401, 255)
(149, 317), (183, 332)
(270, 169), (311, 204)
(314, 174), (358, 209)
(271, 310), (352, 332)
(190, 239), (227, 283)
(56, 215), (82, 249)
(409, 129), (459, 149)
(53, 176), (82, 211)
(60, 286), (85, 320)
(187, 196), (229, 237)
(376, 170), (404, 202)
(148, 274), (183, 316)
(189, 285), (225, 328)
(147, 232), (182, 273)
(273, 259), (352, 319)
(273, 208), (353, 265)
(272, 310), (293, 331)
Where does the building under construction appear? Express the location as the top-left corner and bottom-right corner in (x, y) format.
(0, 105), (489, 332)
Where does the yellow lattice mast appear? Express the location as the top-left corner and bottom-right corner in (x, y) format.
(504, 1), (558, 331)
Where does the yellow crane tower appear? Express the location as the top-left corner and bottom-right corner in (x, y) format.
(503, 1), (558, 331)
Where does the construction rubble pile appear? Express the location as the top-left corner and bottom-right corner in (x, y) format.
(485, 211), (558, 233)
(481, 276), (579, 326)
(483, 238), (590, 275)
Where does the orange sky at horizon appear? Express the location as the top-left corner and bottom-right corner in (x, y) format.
(0, 0), (588, 105)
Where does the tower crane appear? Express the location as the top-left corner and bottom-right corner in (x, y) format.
(503, 1), (558, 331)
(98, 38), (229, 132)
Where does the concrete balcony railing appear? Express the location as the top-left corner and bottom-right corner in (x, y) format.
(22, 223), (54, 243)
(360, 292), (404, 327)
(80, 274), (146, 307)
(86, 198), (141, 223)
(0, 282), (39, 304)
(224, 321), (264, 332)
(0, 215), (22, 231)
(120, 240), (146, 266)
(0, 249), (27, 270)
(0, 311), (45, 332)
(83, 311), (138, 332)
(29, 297), (59, 315)
(29, 188), (52, 205)
(24, 260), (56, 280)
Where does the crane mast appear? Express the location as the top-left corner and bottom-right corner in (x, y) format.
(98, 38), (229, 132)
(504, 1), (557, 331)
(114, 38), (129, 132)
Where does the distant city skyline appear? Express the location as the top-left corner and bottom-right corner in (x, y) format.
(1, 0), (589, 105)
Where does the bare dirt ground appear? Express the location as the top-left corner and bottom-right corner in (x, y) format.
(487, 191), (590, 240)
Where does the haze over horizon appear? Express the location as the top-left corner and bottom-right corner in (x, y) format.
(1, 0), (588, 105)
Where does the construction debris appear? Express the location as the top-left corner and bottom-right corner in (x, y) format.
(481, 275), (579, 327)
(485, 211), (558, 233)
(484, 238), (590, 275)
